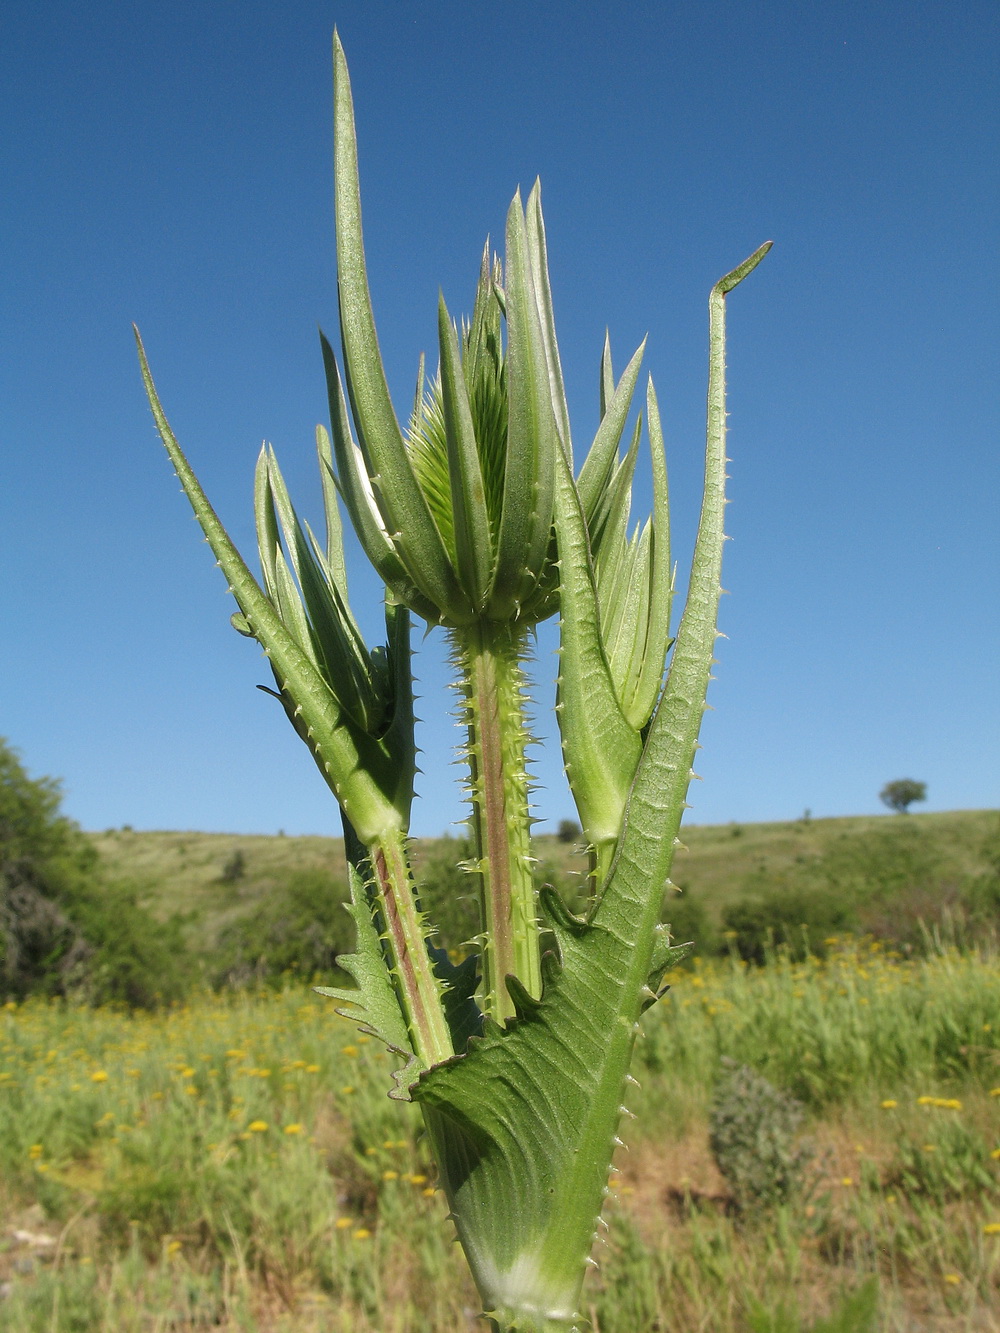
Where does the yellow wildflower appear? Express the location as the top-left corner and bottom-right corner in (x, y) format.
(247, 1120), (268, 1133)
(943, 1273), (961, 1285)
(335, 1217), (353, 1230)
(353, 1228), (371, 1240)
(283, 1123), (303, 1135)
(90, 1070), (108, 1083)
(880, 1100), (897, 1109)
(983, 1223), (1000, 1235)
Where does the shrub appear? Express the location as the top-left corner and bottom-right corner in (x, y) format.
(664, 884), (717, 957)
(219, 849), (246, 883)
(722, 886), (856, 964)
(213, 868), (351, 987)
(415, 835), (481, 954)
(724, 822), (965, 960)
(556, 819), (581, 844)
(708, 1060), (816, 1211)
(70, 879), (190, 1007)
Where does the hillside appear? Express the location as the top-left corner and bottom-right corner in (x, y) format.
(89, 808), (999, 960)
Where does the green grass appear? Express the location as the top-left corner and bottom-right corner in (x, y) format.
(670, 808), (997, 916)
(88, 808), (999, 964)
(1, 939), (998, 1330)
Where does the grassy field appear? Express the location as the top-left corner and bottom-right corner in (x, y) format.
(88, 808), (999, 957)
(1, 937), (999, 1330)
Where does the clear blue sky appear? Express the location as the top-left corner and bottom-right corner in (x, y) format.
(3, 0), (997, 838)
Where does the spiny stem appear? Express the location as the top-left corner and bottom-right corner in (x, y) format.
(369, 826), (454, 1067)
(453, 620), (541, 1023)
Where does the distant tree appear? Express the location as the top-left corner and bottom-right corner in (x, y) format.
(556, 819), (582, 844)
(879, 779), (927, 814)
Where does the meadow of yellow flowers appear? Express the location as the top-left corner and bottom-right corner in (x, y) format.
(1, 939), (998, 1330)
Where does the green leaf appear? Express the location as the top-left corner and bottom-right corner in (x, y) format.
(315, 855), (422, 1100)
(428, 946), (483, 1054)
(315, 424), (350, 597)
(320, 331), (442, 625)
(490, 191), (558, 620)
(438, 293), (494, 610)
(551, 434), (640, 878)
(332, 33), (465, 624)
(577, 339), (645, 528)
(259, 444), (384, 732)
(626, 377), (674, 732)
(413, 794), (683, 1325)
(599, 331), (615, 420)
(643, 925), (694, 1010)
(592, 414), (642, 602)
(524, 181), (572, 461)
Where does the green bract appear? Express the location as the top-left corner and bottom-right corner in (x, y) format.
(137, 31), (769, 1332)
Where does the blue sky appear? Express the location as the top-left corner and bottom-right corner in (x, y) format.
(3, 0), (997, 838)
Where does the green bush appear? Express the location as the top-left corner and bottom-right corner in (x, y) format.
(69, 879), (190, 1007)
(416, 834), (481, 953)
(212, 868), (351, 986)
(664, 884), (718, 957)
(219, 848), (246, 883)
(556, 819), (581, 844)
(723, 822), (973, 961)
(708, 1060), (816, 1211)
(722, 887), (856, 965)
(417, 835), (586, 957)
(958, 815), (1000, 930)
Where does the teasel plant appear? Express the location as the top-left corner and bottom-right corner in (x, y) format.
(136, 31), (769, 1331)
